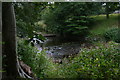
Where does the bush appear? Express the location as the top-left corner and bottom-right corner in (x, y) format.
(45, 41), (119, 79)
(41, 3), (96, 36)
(104, 28), (120, 43)
(17, 39), (56, 78)
(64, 16), (94, 36)
(17, 39), (38, 68)
(18, 39), (120, 79)
(70, 41), (120, 79)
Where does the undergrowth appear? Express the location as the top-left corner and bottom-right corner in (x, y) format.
(18, 40), (120, 79)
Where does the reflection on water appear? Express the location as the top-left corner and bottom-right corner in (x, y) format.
(35, 36), (85, 63)
(44, 36), (84, 47)
(42, 36), (83, 61)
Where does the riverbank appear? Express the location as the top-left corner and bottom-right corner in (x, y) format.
(17, 14), (120, 79)
(35, 14), (119, 78)
(39, 41), (120, 78)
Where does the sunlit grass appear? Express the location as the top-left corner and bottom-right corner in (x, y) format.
(90, 14), (119, 35)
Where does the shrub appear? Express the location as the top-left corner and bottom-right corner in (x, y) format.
(18, 39), (120, 79)
(64, 16), (94, 36)
(17, 39), (38, 68)
(17, 39), (56, 78)
(44, 41), (120, 79)
(104, 28), (120, 43)
(41, 3), (96, 36)
(63, 41), (120, 79)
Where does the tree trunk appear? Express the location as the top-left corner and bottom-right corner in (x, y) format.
(2, 2), (19, 79)
(0, 2), (2, 80)
(106, 2), (109, 19)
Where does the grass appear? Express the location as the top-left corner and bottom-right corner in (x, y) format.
(90, 14), (119, 35)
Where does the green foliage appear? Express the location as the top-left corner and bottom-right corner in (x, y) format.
(44, 41), (120, 79)
(104, 28), (120, 43)
(65, 15), (94, 36)
(90, 14), (119, 35)
(33, 31), (46, 41)
(18, 39), (120, 79)
(32, 51), (57, 78)
(69, 41), (120, 79)
(14, 3), (47, 38)
(41, 2), (101, 35)
(103, 2), (120, 14)
(102, 2), (120, 19)
(17, 39), (38, 68)
(16, 3), (120, 79)
(17, 39), (55, 78)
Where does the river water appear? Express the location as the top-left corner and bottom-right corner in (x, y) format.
(36, 36), (86, 63)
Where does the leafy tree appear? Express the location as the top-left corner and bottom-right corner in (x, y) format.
(14, 3), (47, 38)
(41, 2), (102, 36)
(65, 15), (93, 36)
(104, 2), (119, 19)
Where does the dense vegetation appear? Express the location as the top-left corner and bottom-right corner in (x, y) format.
(41, 3), (101, 36)
(104, 28), (120, 43)
(15, 2), (120, 79)
(18, 40), (120, 79)
(17, 14), (120, 79)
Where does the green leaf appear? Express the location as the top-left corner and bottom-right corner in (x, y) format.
(75, 26), (88, 30)
(24, 40), (30, 45)
(67, 24), (78, 27)
(37, 34), (46, 41)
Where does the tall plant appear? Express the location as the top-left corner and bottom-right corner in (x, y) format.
(41, 2), (102, 36)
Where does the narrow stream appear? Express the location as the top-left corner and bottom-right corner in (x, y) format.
(35, 36), (86, 63)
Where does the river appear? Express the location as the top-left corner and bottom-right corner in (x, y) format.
(35, 36), (87, 63)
